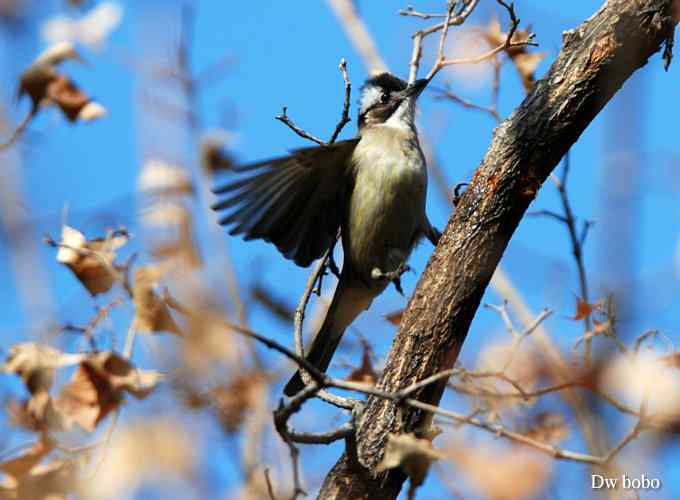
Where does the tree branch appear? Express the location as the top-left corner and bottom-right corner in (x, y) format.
(319, 1), (678, 498)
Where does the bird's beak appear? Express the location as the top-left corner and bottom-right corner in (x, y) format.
(400, 78), (429, 99)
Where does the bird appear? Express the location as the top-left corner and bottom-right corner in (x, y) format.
(211, 72), (440, 396)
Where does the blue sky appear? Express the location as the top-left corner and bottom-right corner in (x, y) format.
(1, 1), (679, 498)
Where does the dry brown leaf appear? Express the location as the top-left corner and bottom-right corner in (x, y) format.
(211, 372), (268, 434)
(523, 412), (569, 446)
(45, 75), (90, 122)
(55, 225), (128, 296)
(0, 436), (55, 479)
(3, 458), (77, 500)
(481, 18), (545, 91)
(384, 309), (404, 327)
(56, 352), (162, 432)
(375, 433), (444, 486)
(0, 437), (54, 478)
(570, 297), (596, 321)
(7, 391), (70, 433)
(17, 42), (104, 124)
(449, 441), (551, 500)
(18, 42), (84, 112)
(346, 341), (377, 385)
(132, 266), (181, 335)
(2, 342), (85, 394)
(512, 51), (546, 91)
(592, 318), (610, 334)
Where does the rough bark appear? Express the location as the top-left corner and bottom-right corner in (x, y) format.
(319, 0), (677, 498)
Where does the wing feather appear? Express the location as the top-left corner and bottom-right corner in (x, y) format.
(212, 139), (359, 267)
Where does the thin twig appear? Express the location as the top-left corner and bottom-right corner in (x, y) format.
(550, 152), (593, 366)
(0, 109), (35, 152)
(264, 468), (278, 500)
(275, 107), (326, 146)
(431, 86), (500, 121)
(327, 59), (352, 144)
(277, 58), (353, 147)
(399, 7), (448, 20)
(293, 246), (358, 410)
(286, 422), (353, 445)
(170, 301), (651, 466)
(414, 0), (481, 38)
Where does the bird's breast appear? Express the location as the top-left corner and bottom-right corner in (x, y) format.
(344, 126), (428, 281)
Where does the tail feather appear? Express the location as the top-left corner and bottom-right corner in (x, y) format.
(283, 279), (372, 397)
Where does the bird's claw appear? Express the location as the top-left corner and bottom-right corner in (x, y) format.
(452, 182), (469, 207)
(371, 263), (412, 295)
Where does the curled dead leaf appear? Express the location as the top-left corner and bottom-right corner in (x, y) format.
(18, 41), (84, 113)
(132, 266), (181, 335)
(56, 352), (162, 432)
(346, 341), (377, 385)
(384, 309), (404, 327)
(17, 42), (104, 123)
(376, 433), (444, 487)
(481, 18), (545, 91)
(0, 436), (55, 479)
(54, 225), (128, 296)
(45, 75), (90, 122)
(570, 297), (602, 321)
(3, 342), (85, 394)
(6, 459), (77, 500)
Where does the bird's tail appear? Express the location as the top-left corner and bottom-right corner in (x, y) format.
(283, 279), (372, 397)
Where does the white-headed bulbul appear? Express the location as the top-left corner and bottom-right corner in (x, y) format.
(212, 73), (439, 396)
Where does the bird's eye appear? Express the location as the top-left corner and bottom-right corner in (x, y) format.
(380, 92), (389, 103)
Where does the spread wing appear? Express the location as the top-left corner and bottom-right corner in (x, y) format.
(212, 138), (359, 267)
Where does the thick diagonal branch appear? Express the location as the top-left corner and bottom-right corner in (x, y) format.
(319, 1), (677, 498)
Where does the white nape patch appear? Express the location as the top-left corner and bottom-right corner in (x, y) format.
(359, 85), (383, 114)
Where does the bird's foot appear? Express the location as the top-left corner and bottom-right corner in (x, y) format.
(371, 263), (412, 295)
(452, 182), (469, 207)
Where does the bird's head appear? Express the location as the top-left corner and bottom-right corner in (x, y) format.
(357, 72), (428, 131)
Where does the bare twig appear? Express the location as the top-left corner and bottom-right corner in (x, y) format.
(328, 59), (352, 144)
(286, 422), (354, 445)
(399, 7), (448, 20)
(264, 468), (278, 500)
(431, 85), (500, 121)
(0, 109), (35, 152)
(414, 0), (481, 38)
(276, 59), (353, 147)
(166, 297), (651, 467)
(293, 246), (358, 410)
(275, 107), (326, 146)
(549, 152), (594, 366)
